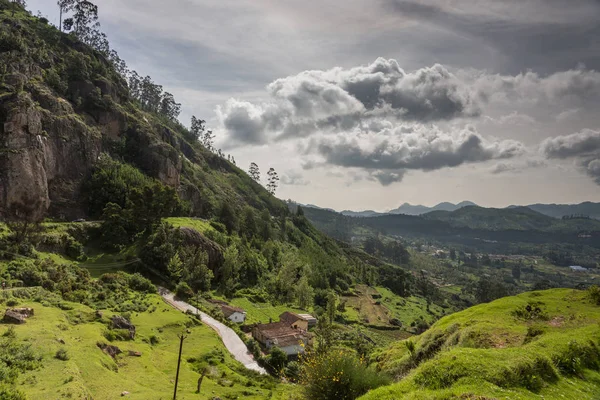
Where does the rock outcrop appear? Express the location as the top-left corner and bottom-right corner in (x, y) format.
(111, 315), (136, 339)
(3, 307), (34, 324)
(179, 227), (224, 269)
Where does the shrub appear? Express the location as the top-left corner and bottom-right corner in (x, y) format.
(300, 350), (390, 400)
(175, 281), (193, 300)
(524, 325), (545, 344)
(55, 348), (69, 361)
(127, 273), (156, 293)
(588, 285), (600, 305)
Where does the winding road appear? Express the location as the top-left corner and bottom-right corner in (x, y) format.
(158, 287), (266, 374)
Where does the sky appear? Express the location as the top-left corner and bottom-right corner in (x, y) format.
(28, 0), (600, 211)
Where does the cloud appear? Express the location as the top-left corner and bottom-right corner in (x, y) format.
(541, 129), (600, 159)
(491, 159), (546, 174)
(280, 171), (311, 186)
(541, 129), (600, 184)
(585, 159), (600, 184)
(306, 125), (524, 184)
(386, 0), (600, 74)
(219, 58), (482, 145)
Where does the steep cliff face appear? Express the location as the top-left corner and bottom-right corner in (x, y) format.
(0, 8), (184, 220)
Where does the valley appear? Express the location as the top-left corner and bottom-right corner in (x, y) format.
(0, 1), (599, 399)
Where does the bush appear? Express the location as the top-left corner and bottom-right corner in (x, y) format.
(127, 273), (156, 293)
(55, 348), (69, 361)
(588, 285), (600, 305)
(175, 281), (193, 300)
(300, 350), (390, 400)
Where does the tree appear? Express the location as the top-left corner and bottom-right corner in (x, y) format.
(159, 92), (181, 121)
(512, 264), (521, 280)
(449, 249), (456, 261)
(267, 168), (279, 195)
(220, 245), (239, 296)
(63, 1), (99, 41)
(218, 202), (238, 234)
(259, 209), (272, 241)
(326, 291), (337, 324)
(248, 162), (260, 182)
(190, 116), (205, 141)
(57, 0), (76, 32)
(242, 207), (257, 238)
(180, 247), (213, 293)
(296, 205), (304, 217)
(202, 130), (215, 151)
(296, 276), (314, 310)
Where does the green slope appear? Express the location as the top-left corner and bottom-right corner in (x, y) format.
(361, 289), (600, 400)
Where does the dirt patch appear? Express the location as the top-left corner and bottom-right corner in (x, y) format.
(549, 316), (564, 327)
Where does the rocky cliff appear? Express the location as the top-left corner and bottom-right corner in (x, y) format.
(0, 7), (190, 221)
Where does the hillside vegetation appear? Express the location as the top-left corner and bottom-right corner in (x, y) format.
(361, 288), (600, 400)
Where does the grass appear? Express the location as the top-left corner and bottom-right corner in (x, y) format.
(3, 294), (298, 399)
(166, 217), (213, 234)
(361, 289), (600, 400)
(376, 287), (448, 327)
(227, 297), (308, 325)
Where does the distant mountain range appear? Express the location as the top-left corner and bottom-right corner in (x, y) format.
(339, 201), (478, 217)
(313, 201), (600, 219)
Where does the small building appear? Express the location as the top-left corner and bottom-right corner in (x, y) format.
(251, 312), (312, 356)
(569, 265), (588, 272)
(220, 305), (246, 323)
(278, 312), (308, 330)
(297, 313), (317, 327)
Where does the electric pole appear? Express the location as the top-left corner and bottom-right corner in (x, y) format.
(173, 333), (187, 400)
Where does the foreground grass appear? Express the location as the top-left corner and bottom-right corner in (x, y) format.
(3, 294), (296, 399)
(361, 289), (600, 400)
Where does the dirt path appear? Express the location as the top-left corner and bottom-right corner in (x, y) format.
(158, 287), (266, 374)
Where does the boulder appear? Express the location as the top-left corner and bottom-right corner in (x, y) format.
(121, 391), (130, 396)
(97, 342), (122, 358)
(12, 307), (34, 317)
(127, 350), (142, 357)
(3, 310), (26, 324)
(111, 315), (136, 339)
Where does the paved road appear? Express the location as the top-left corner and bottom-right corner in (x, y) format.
(158, 287), (266, 374)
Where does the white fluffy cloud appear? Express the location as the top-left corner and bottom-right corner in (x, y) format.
(219, 58), (482, 146)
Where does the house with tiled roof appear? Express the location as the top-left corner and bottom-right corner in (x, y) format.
(251, 312), (312, 356)
(220, 304), (246, 323)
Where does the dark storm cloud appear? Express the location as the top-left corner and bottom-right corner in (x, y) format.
(306, 125), (524, 184)
(541, 129), (600, 159)
(386, 0), (600, 74)
(541, 129), (600, 185)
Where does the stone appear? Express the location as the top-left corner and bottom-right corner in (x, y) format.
(12, 308), (34, 317)
(97, 342), (122, 358)
(127, 350), (142, 357)
(3, 310), (26, 324)
(121, 391), (130, 396)
(111, 315), (136, 340)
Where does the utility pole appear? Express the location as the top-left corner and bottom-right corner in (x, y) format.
(173, 333), (187, 400)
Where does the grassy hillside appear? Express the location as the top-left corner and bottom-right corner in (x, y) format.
(360, 288), (600, 400)
(0, 291), (296, 399)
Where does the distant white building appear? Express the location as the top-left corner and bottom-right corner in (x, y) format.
(570, 265), (588, 272)
(221, 305), (247, 323)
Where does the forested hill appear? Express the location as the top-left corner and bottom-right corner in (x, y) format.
(0, 0), (419, 306)
(299, 203), (600, 254)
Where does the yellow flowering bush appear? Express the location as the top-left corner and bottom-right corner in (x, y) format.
(299, 349), (390, 400)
